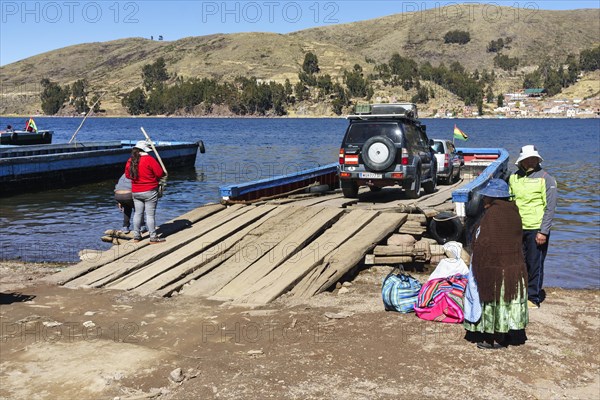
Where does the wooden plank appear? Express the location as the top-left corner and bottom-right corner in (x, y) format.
(262, 198), (299, 205)
(348, 201), (417, 213)
(364, 254), (376, 265)
(289, 192), (344, 207)
(107, 204), (277, 291)
(131, 205), (285, 296)
(434, 202), (456, 212)
(317, 196), (359, 208)
(369, 255), (413, 264)
(236, 209), (379, 305)
(152, 205), (326, 297)
(45, 203), (226, 285)
(157, 253), (235, 297)
(209, 207), (345, 301)
(373, 245), (416, 256)
(182, 205), (326, 298)
(398, 226), (426, 235)
(430, 244), (446, 256)
(64, 204), (248, 288)
(406, 214), (427, 224)
(353, 180), (462, 211)
(420, 208), (439, 218)
(418, 180), (462, 208)
(292, 213), (408, 299)
(413, 239), (432, 262)
(403, 220), (424, 227)
(178, 206), (307, 297)
(155, 211), (292, 298)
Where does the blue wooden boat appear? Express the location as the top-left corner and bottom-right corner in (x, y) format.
(0, 130), (53, 145)
(220, 163), (339, 201)
(0, 139), (204, 196)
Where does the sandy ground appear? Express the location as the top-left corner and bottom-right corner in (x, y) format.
(1, 260), (599, 400)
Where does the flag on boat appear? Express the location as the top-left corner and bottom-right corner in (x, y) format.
(25, 118), (38, 133)
(453, 124), (468, 141)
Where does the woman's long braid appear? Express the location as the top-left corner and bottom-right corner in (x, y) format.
(129, 148), (141, 180)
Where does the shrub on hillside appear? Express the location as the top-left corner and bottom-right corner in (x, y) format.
(40, 78), (68, 115)
(302, 52), (320, 75)
(122, 88), (147, 115)
(444, 30), (471, 45)
(580, 45), (600, 71)
(494, 53), (519, 71)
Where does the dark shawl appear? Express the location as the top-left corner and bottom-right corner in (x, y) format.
(471, 199), (527, 303)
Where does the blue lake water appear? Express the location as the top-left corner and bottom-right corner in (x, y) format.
(1, 116), (599, 289)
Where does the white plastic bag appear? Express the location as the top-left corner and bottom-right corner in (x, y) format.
(427, 241), (468, 281)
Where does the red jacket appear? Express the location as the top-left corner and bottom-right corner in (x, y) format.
(125, 154), (165, 193)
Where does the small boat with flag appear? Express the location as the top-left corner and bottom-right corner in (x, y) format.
(0, 118), (53, 145)
(0, 129), (53, 145)
(0, 139), (205, 196)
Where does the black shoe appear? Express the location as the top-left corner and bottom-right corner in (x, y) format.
(149, 237), (166, 244)
(477, 341), (506, 350)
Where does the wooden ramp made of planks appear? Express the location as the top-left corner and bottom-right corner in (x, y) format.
(48, 181), (462, 305)
(48, 204), (406, 305)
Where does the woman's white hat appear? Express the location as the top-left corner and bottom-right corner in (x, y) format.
(515, 144), (543, 165)
(134, 140), (152, 153)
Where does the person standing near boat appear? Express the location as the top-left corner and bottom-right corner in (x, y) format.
(125, 140), (166, 243)
(114, 174), (147, 234)
(114, 174), (134, 233)
(509, 145), (557, 309)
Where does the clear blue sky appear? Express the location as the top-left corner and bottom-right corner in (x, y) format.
(1, 0), (598, 66)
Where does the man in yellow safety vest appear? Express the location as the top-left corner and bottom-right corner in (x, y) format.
(509, 145), (557, 309)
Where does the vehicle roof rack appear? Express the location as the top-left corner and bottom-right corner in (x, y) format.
(347, 103), (419, 120)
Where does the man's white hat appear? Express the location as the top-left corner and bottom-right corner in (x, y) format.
(515, 144), (543, 165)
(134, 140), (152, 153)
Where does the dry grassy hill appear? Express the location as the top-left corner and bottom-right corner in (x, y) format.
(1, 4), (598, 115)
(292, 6), (600, 70)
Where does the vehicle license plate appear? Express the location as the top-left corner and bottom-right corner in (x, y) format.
(466, 161), (492, 166)
(359, 172), (382, 179)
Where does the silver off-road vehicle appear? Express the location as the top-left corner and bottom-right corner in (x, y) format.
(338, 103), (436, 198)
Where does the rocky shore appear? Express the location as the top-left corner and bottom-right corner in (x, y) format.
(1, 260), (599, 400)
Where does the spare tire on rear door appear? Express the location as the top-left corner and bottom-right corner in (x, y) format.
(362, 136), (397, 171)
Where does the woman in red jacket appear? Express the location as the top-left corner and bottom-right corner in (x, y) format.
(125, 140), (166, 243)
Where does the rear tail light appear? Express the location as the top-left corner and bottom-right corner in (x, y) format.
(340, 172), (351, 178)
(401, 148), (409, 165)
(444, 154), (449, 168)
(344, 154), (359, 165)
(391, 173), (404, 179)
(339, 148), (359, 165)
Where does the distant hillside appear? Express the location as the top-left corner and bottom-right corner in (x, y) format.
(1, 4), (598, 115)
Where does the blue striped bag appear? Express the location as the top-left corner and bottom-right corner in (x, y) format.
(381, 271), (422, 313)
